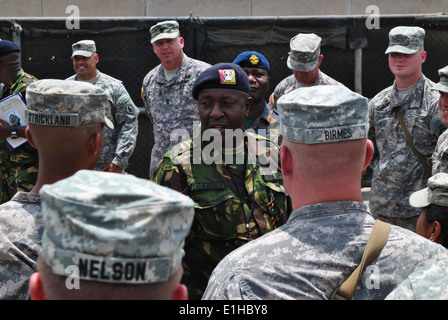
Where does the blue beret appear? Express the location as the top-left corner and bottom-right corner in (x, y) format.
(192, 63), (250, 100)
(233, 51), (270, 72)
(0, 40), (20, 57)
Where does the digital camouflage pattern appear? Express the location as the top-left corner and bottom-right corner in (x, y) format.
(202, 201), (448, 300)
(67, 71), (139, 171)
(0, 192), (42, 300)
(39, 170), (194, 284)
(432, 131), (448, 175)
(287, 33), (321, 72)
(150, 20), (180, 44)
(269, 71), (344, 111)
(368, 74), (440, 223)
(385, 26), (425, 55)
(0, 69), (39, 204)
(277, 85), (369, 144)
(385, 259), (448, 300)
(153, 131), (292, 299)
(71, 40), (96, 58)
(142, 54), (211, 179)
(0, 79), (113, 299)
(408, 172), (448, 208)
(26, 79), (112, 129)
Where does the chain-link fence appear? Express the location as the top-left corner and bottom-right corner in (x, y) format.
(2, 14), (448, 178)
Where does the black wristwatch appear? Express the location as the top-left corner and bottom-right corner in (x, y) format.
(10, 125), (18, 139)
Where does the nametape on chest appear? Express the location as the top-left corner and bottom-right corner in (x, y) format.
(190, 182), (226, 192)
(263, 172), (283, 182)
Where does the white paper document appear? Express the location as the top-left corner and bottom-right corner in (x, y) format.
(0, 93), (28, 149)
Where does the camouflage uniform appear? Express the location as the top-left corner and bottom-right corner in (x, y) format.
(0, 69), (39, 203)
(39, 169), (194, 286)
(269, 33), (344, 111)
(368, 74), (439, 228)
(66, 71), (139, 171)
(0, 192), (42, 299)
(432, 129), (448, 174)
(247, 101), (281, 145)
(203, 202), (448, 300)
(153, 131), (292, 299)
(269, 71), (344, 110)
(142, 54), (211, 179)
(203, 85), (448, 300)
(0, 79), (112, 300)
(430, 65), (448, 175)
(386, 259), (448, 300)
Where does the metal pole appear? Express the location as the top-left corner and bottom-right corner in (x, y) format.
(354, 48), (362, 95)
(11, 22), (22, 67)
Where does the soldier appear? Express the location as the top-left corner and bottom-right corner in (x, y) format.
(232, 51), (279, 133)
(153, 63), (292, 299)
(0, 79), (112, 299)
(0, 39), (39, 203)
(202, 85), (448, 300)
(386, 259), (448, 300)
(268, 33), (344, 111)
(67, 40), (139, 173)
(29, 169), (194, 300)
(409, 173), (448, 248)
(431, 65), (448, 175)
(141, 20), (211, 179)
(368, 26), (440, 231)
(387, 173), (448, 300)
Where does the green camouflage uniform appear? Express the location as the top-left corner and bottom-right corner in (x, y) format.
(0, 69), (39, 203)
(153, 131), (292, 299)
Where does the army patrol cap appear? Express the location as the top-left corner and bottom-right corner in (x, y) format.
(431, 65), (448, 93)
(192, 62), (250, 100)
(25, 79), (114, 129)
(287, 33), (321, 72)
(277, 85), (368, 144)
(39, 170), (195, 284)
(409, 173), (448, 208)
(150, 20), (180, 44)
(385, 26), (425, 55)
(71, 40), (96, 58)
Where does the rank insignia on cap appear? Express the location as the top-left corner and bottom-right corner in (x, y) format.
(219, 69), (236, 84)
(249, 54), (260, 66)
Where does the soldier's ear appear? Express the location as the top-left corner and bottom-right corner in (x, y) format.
(363, 139), (374, 171)
(29, 272), (46, 300)
(172, 284), (188, 300)
(25, 126), (36, 148)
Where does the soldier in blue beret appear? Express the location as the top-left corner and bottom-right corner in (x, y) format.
(233, 51), (280, 143)
(0, 39), (39, 204)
